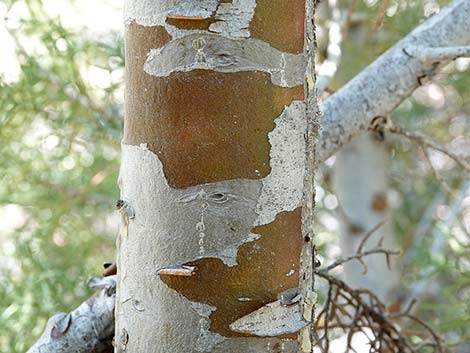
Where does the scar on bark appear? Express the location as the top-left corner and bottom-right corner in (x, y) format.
(369, 116), (393, 141)
(159, 209), (303, 337)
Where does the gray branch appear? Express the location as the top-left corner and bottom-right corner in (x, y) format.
(27, 277), (116, 353)
(407, 45), (470, 62)
(317, 0), (470, 163)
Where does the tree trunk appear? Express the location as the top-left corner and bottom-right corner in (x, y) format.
(116, 1), (319, 352)
(333, 134), (399, 303)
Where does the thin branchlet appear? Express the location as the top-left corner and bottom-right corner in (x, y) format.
(315, 245), (446, 353)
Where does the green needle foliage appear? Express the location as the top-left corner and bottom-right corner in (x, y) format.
(0, 0), (123, 351)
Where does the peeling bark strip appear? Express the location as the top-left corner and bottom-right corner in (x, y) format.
(144, 34), (305, 87)
(124, 0), (304, 53)
(118, 1), (317, 352)
(230, 299), (309, 336)
(159, 209), (302, 337)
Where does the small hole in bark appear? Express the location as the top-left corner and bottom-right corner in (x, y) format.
(304, 235), (311, 242)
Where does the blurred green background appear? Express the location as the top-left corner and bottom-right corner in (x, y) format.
(0, 0), (469, 352)
(0, 0), (122, 351)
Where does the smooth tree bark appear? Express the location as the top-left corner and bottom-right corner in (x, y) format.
(333, 134), (399, 303)
(116, 1), (319, 352)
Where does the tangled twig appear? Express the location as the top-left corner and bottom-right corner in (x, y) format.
(314, 227), (446, 352)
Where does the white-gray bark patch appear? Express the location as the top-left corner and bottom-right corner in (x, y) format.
(124, 0), (255, 39)
(167, 0), (218, 20)
(190, 303), (226, 352)
(208, 0), (256, 38)
(229, 300), (309, 336)
(124, 0), (176, 26)
(255, 101), (307, 226)
(144, 33), (304, 87)
(119, 144), (263, 267)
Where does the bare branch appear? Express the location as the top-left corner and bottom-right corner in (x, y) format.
(421, 145), (456, 196)
(319, 221), (396, 274)
(315, 233), (445, 352)
(27, 277), (116, 353)
(320, 248), (400, 274)
(317, 0), (470, 163)
(315, 269), (446, 353)
(356, 220), (386, 254)
(405, 314), (444, 352)
(373, 0), (390, 32)
(405, 45), (470, 62)
(323, 285), (333, 353)
(341, 0), (359, 40)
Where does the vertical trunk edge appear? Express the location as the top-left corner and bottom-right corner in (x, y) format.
(299, 0), (319, 352)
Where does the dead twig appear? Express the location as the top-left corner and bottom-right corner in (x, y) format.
(357, 221), (386, 253)
(315, 243), (446, 352)
(373, 0), (390, 32)
(389, 126), (470, 173)
(320, 248), (400, 274)
(420, 146), (456, 197)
